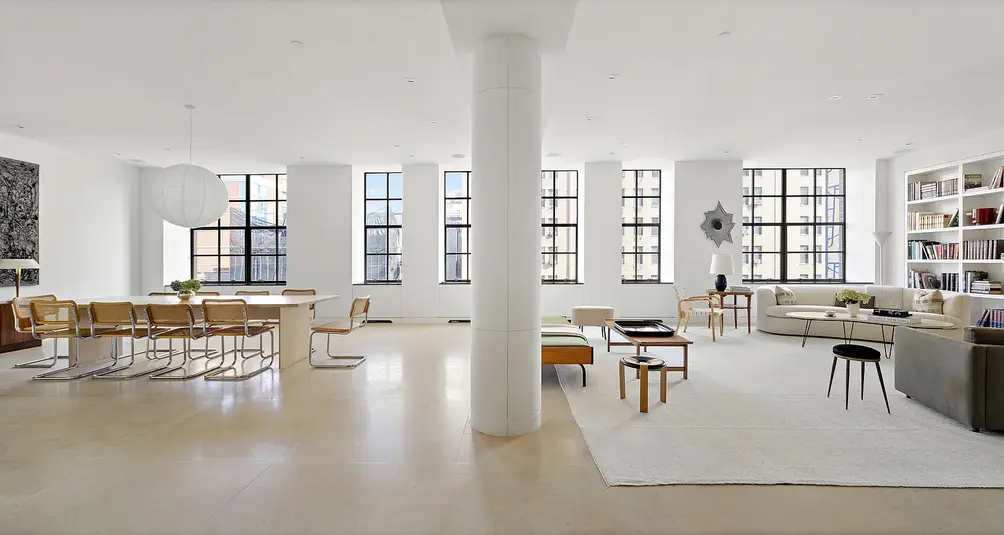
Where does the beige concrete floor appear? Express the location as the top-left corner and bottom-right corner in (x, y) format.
(0, 323), (1001, 535)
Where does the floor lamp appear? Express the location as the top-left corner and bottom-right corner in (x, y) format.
(872, 232), (891, 285)
(0, 259), (40, 297)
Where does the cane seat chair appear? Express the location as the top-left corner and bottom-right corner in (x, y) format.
(235, 290), (270, 296)
(88, 302), (175, 379)
(28, 300), (118, 380)
(673, 285), (725, 342)
(201, 299), (275, 381)
(10, 294), (68, 369)
(308, 296), (370, 369)
(147, 303), (224, 380)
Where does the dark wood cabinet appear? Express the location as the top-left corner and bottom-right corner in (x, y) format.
(0, 301), (41, 353)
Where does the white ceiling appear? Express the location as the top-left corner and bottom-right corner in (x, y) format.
(2, 1), (1004, 172)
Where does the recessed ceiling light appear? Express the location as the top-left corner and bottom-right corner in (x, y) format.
(299, 156), (305, 159)
(430, 120), (437, 124)
(289, 39), (304, 46)
(13, 124), (24, 129)
(620, 141), (628, 147)
(607, 74), (619, 80)
(452, 153), (465, 159)
(405, 77), (415, 84)
(546, 152), (560, 158)
(829, 94), (843, 101)
(608, 152), (615, 156)
(585, 116), (594, 121)
(867, 93), (884, 99)
(164, 148), (171, 151)
(724, 150), (730, 154)
(128, 158), (145, 164)
(115, 152), (122, 156)
(408, 154), (414, 159)
(393, 144), (401, 149)
(905, 141), (915, 146)
(854, 138), (862, 143)
(718, 31), (732, 37)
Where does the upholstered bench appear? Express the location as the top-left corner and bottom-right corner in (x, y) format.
(571, 306), (615, 339)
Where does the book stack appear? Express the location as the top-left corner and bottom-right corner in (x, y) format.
(727, 285), (751, 293)
(908, 269), (941, 289)
(978, 309), (1004, 327)
(965, 173), (983, 190)
(941, 272), (959, 292)
(907, 179), (958, 201)
(867, 314), (921, 325)
(968, 207), (1001, 226)
(963, 239), (1004, 260)
(964, 270), (989, 293)
(989, 165), (1004, 189)
(908, 240), (958, 259)
(971, 280), (1002, 295)
(908, 211), (957, 230)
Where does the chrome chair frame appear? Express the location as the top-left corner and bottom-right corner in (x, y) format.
(202, 299), (276, 381)
(90, 303), (177, 379)
(147, 304), (226, 381)
(29, 300), (119, 380)
(307, 296), (369, 369)
(10, 295), (70, 369)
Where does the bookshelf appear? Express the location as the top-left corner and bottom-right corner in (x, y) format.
(904, 151), (1004, 297)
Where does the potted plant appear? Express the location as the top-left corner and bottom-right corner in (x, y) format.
(836, 289), (870, 318)
(176, 279), (203, 300)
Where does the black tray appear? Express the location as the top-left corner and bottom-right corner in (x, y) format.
(613, 320), (676, 337)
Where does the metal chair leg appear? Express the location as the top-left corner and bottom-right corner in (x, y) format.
(14, 339), (69, 368)
(149, 337), (226, 381)
(205, 331), (275, 381)
(93, 337), (176, 379)
(307, 332), (366, 369)
(33, 338), (118, 380)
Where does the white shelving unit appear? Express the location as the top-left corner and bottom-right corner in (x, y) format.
(905, 150), (1004, 299)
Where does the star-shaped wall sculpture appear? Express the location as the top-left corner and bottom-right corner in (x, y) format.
(700, 201), (735, 248)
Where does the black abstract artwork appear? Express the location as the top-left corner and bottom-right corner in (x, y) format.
(0, 157), (40, 287)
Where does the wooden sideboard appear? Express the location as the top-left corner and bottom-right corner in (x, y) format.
(0, 300), (41, 353)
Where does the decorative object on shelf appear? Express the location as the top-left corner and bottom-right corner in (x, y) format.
(0, 259), (39, 297)
(700, 201), (735, 247)
(0, 157), (39, 290)
(872, 231), (891, 284)
(709, 253), (734, 291)
(835, 289), (870, 317)
(964, 173), (983, 190)
(176, 279), (202, 300)
(147, 105), (227, 228)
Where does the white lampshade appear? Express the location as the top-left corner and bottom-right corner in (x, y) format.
(0, 259), (38, 269)
(872, 231), (891, 246)
(709, 253), (734, 275)
(147, 164), (228, 228)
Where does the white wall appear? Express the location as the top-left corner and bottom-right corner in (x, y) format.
(845, 166), (876, 282)
(0, 132), (139, 300)
(673, 160), (744, 295)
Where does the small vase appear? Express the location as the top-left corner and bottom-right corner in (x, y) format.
(177, 290), (194, 301)
(846, 302), (860, 318)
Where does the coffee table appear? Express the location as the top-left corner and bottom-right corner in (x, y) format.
(785, 311), (954, 357)
(606, 319), (693, 379)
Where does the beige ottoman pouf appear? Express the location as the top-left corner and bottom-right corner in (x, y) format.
(571, 305), (615, 339)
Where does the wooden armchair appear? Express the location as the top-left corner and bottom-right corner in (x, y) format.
(673, 285), (725, 341)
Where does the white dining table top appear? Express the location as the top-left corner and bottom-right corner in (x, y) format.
(72, 294), (339, 308)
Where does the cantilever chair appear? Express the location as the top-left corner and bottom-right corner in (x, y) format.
(89, 302), (175, 379)
(673, 285), (725, 342)
(10, 294), (67, 369)
(235, 290), (270, 296)
(201, 299), (275, 381)
(281, 288), (317, 320)
(28, 299), (118, 380)
(147, 303), (224, 380)
(308, 296), (370, 369)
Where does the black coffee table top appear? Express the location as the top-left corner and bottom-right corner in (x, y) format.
(833, 344), (881, 362)
(619, 355), (666, 370)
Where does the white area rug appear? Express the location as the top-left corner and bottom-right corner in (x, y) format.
(556, 328), (1004, 487)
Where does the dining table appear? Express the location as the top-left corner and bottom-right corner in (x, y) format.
(70, 294), (339, 370)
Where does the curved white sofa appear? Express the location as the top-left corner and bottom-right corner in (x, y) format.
(755, 284), (969, 342)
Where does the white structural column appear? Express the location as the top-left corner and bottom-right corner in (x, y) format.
(470, 34), (542, 436)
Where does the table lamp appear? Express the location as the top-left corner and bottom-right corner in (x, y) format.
(0, 259), (39, 297)
(709, 253), (734, 292)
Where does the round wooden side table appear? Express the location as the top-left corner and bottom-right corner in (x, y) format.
(619, 355), (667, 413)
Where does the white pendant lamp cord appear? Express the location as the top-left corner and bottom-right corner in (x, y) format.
(188, 105), (193, 165)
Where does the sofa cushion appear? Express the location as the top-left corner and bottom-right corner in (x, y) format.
(913, 289), (944, 314)
(775, 285), (796, 305)
(910, 311), (962, 328)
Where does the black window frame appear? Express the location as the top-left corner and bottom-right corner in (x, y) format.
(443, 171), (471, 283)
(742, 168), (846, 283)
(190, 173), (287, 285)
(541, 170), (579, 283)
(621, 169), (662, 283)
(364, 171), (403, 284)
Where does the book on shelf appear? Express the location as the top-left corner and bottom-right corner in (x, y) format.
(965, 173), (983, 190)
(907, 178), (958, 201)
(978, 309), (1004, 327)
(991, 165), (1004, 189)
(970, 280), (1002, 295)
(969, 207), (998, 226)
(941, 272), (959, 292)
(964, 270), (990, 293)
(907, 240), (959, 260)
(908, 211), (955, 230)
(908, 269), (943, 290)
(962, 239), (1004, 260)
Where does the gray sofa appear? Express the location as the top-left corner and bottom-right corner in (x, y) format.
(895, 327), (1004, 432)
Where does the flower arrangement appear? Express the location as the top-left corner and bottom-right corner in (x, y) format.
(177, 279), (203, 293)
(836, 289), (869, 304)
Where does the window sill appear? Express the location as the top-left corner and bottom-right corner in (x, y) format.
(621, 281), (674, 285)
(541, 281), (583, 285)
(354, 282), (403, 286)
(200, 282), (287, 286)
(440, 281), (471, 285)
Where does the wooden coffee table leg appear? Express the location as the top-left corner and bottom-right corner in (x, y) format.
(640, 362), (649, 413)
(683, 346), (689, 380)
(619, 361), (625, 400)
(660, 368), (667, 403)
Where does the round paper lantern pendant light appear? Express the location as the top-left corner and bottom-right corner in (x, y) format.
(147, 105), (228, 228)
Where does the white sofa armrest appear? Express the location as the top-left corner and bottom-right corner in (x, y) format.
(755, 286), (777, 329)
(941, 293), (971, 326)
